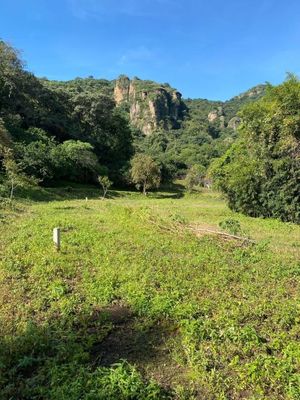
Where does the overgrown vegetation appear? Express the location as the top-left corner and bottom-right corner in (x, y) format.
(210, 75), (300, 223)
(0, 40), (132, 188)
(0, 37), (300, 398)
(0, 39), (267, 198)
(0, 187), (299, 399)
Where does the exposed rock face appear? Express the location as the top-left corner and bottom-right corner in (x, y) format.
(114, 76), (185, 135)
(228, 116), (241, 131)
(236, 85), (265, 100)
(208, 110), (218, 122)
(114, 76), (131, 104)
(208, 106), (225, 128)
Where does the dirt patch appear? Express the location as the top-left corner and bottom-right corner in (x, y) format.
(96, 304), (133, 325)
(90, 304), (188, 390)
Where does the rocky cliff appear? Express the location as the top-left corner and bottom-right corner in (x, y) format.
(114, 75), (186, 135)
(207, 84), (266, 130)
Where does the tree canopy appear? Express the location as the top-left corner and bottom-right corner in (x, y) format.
(130, 154), (161, 195)
(0, 40), (133, 187)
(210, 75), (300, 223)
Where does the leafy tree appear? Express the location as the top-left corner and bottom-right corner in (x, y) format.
(130, 154), (161, 195)
(98, 175), (113, 199)
(0, 118), (12, 150)
(52, 140), (100, 183)
(2, 148), (36, 201)
(210, 75), (300, 223)
(185, 164), (206, 192)
(15, 128), (56, 182)
(209, 142), (263, 216)
(0, 40), (23, 107)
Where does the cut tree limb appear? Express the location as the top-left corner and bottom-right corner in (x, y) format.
(188, 226), (255, 243)
(147, 215), (255, 244)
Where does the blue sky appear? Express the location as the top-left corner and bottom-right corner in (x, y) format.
(1, 0), (300, 100)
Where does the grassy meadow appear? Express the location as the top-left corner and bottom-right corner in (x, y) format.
(0, 184), (299, 399)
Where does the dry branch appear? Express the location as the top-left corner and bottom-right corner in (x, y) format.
(188, 226), (255, 244)
(147, 215), (255, 244)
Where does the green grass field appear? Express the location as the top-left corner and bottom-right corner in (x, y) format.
(0, 185), (299, 399)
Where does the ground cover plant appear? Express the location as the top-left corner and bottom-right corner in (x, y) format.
(0, 185), (299, 399)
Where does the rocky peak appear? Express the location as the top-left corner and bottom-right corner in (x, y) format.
(114, 75), (185, 135)
(235, 85), (266, 100)
(114, 75), (131, 104)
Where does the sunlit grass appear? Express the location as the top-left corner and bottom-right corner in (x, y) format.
(0, 186), (299, 399)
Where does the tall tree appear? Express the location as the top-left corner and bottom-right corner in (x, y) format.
(130, 154), (161, 195)
(210, 75), (300, 223)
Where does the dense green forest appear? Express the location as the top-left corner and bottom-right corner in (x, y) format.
(210, 77), (300, 223)
(0, 41), (133, 187)
(0, 40), (299, 222)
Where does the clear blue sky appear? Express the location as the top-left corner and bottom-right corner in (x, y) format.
(1, 0), (300, 100)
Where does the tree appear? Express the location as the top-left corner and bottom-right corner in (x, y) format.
(130, 154), (161, 195)
(70, 92), (133, 180)
(0, 40), (23, 104)
(210, 75), (300, 223)
(15, 128), (56, 182)
(52, 140), (100, 182)
(98, 175), (113, 199)
(185, 164), (206, 192)
(2, 148), (36, 201)
(0, 118), (12, 150)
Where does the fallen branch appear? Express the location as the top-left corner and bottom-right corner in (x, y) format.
(147, 215), (255, 244)
(188, 226), (256, 244)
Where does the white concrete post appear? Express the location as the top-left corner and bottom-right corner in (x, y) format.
(53, 227), (61, 251)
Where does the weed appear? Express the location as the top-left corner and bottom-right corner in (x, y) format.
(0, 186), (299, 399)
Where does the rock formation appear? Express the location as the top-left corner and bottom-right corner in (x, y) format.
(208, 106), (225, 128)
(228, 116), (241, 131)
(114, 75), (185, 135)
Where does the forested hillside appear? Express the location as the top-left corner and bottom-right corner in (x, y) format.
(0, 40), (265, 186)
(0, 39), (299, 222)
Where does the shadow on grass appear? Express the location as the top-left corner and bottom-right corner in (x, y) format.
(14, 181), (186, 203)
(0, 304), (178, 399)
(91, 305), (174, 369)
(151, 192), (184, 199)
(16, 183), (100, 202)
(148, 183), (185, 200)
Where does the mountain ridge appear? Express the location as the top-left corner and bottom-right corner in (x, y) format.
(42, 74), (266, 136)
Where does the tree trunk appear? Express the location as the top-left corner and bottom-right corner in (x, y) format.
(143, 183), (147, 195)
(10, 180), (14, 202)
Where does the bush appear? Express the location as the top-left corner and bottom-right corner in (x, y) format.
(219, 218), (242, 235)
(210, 75), (300, 223)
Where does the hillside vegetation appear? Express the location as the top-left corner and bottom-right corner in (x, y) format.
(0, 39), (265, 189)
(0, 187), (299, 399)
(0, 38), (300, 399)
